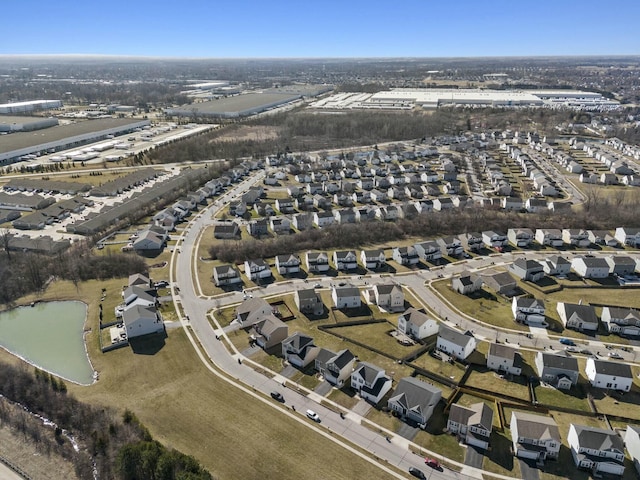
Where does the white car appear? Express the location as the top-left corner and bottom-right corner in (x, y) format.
(306, 410), (320, 422)
(608, 352), (623, 359)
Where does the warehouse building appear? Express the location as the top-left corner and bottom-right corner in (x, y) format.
(0, 100), (63, 115)
(0, 116), (59, 133)
(0, 118), (150, 165)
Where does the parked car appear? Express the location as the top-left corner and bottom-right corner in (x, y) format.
(565, 346), (578, 352)
(559, 338), (576, 346)
(608, 352), (623, 359)
(270, 391), (284, 402)
(425, 458), (442, 470)
(306, 410), (320, 422)
(409, 467), (426, 479)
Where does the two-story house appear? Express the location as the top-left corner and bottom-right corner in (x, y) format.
(350, 362), (393, 405)
(334, 250), (358, 271)
(397, 308), (439, 340)
(571, 256), (610, 279)
(562, 229), (591, 247)
(557, 302), (599, 332)
(306, 251), (330, 273)
(315, 348), (356, 387)
(360, 249), (386, 270)
(250, 315), (289, 350)
(282, 332), (318, 369)
(507, 228), (535, 248)
(332, 285), (361, 309)
(510, 411), (561, 462)
(212, 264), (242, 287)
(451, 271), (483, 295)
(244, 258), (272, 281)
(512, 297), (547, 327)
(365, 283), (405, 312)
(482, 230), (508, 250)
(542, 255), (571, 276)
(437, 326), (476, 360)
(567, 424), (625, 476)
(535, 228), (564, 247)
(535, 352), (580, 390)
(601, 307), (640, 336)
(437, 236), (464, 257)
(414, 241), (442, 262)
(585, 358), (633, 392)
(447, 402), (494, 449)
(392, 246), (420, 266)
(295, 288), (324, 316)
(460, 232), (484, 253)
(387, 377), (442, 429)
(487, 343), (523, 375)
(624, 425), (640, 477)
(275, 254), (301, 275)
(509, 258), (545, 282)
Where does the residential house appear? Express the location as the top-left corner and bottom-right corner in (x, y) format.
(334, 207), (356, 224)
(601, 307), (640, 336)
(557, 302), (599, 332)
(507, 228), (535, 248)
(123, 305), (164, 339)
(248, 218), (269, 237)
(525, 197), (547, 213)
(487, 343), (523, 375)
(292, 212), (313, 231)
(567, 424), (625, 476)
(122, 285), (156, 309)
(571, 256), (610, 278)
(350, 362), (393, 405)
(392, 246), (420, 266)
(244, 258), (272, 281)
(512, 297), (547, 326)
(437, 236), (464, 257)
(213, 222), (240, 239)
(313, 210), (335, 228)
(306, 251), (330, 273)
(460, 232), (484, 253)
(275, 254), (301, 275)
(624, 425), (640, 477)
(235, 297), (273, 327)
(365, 283), (405, 312)
(585, 358), (633, 392)
(433, 197), (454, 211)
(447, 402), (494, 450)
(535, 228), (564, 247)
(360, 249), (386, 270)
(436, 326), (476, 360)
(397, 308), (439, 339)
(334, 250), (358, 271)
(414, 241), (442, 263)
(250, 315), (289, 350)
(501, 196), (523, 211)
(213, 265), (242, 287)
(482, 230), (508, 250)
(509, 258), (545, 282)
(332, 285), (361, 309)
(481, 270), (517, 296)
(128, 273), (151, 289)
(605, 255), (636, 276)
(295, 288), (324, 316)
(451, 271), (483, 295)
(614, 227), (640, 247)
(535, 352), (580, 389)
(132, 229), (165, 252)
(387, 377), (442, 428)
(270, 217), (291, 235)
(275, 198), (295, 214)
(543, 255), (571, 276)
(510, 412), (561, 462)
(315, 348), (356, 387)
(282, 332), (318, 369)
(562, 229), (591, 248)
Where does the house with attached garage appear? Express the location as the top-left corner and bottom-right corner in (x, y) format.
(360, 249), (386, 270)
(122, 285), (157, 309)
(123, 305), (164, 339)
(305, 251), (330, 273)
(392, 246), (420, 266)
(275, 254), (301, 275)
(282, 332), (318, 369)
(213, 222), (240, 239)
(487, 343), (523, 375)
(535, 352), (579, 390)
(295, 288), (324, 316)
(460, 232), (484, 253)
(451, 271), (483, 295)
(585, 358), (633, 392)
(535, 228), (564, 247)
(244, 258), (272, 281)
(437, 236), (464, 257)
(414, 241), (442, 262)
(481, 270), (517, 296)
(605, 255), (636, 276)
(614, 227), (640, 247)
(557, 302), (599, 332)
(350, 362), (393, 405)
(331, 285), (361, 309)
(571, 256), (610, 279)
(132, 229), (166, 252)
(507, 228), (535, 248)
(567, 424), (626, 476)
(624, 425), (640, 477)
(292, 212), (313, 230)
(601, 307), (640, 336)
(315, 348), (356, 387)
(509, 258), (545, 282)
(433, 197), (454, 211)
(436, 326), (476, 360)
(235, 297), (273, 327)
(270, 217), (291, 235)
(562, 229), (591, 247)
(313, 210), (335, 228)
(212, 265), (242, 287)
(397, 308), (439, 339)
(364, 282), (405, 312)
(512, 297), (547, 326)
(510, 411), (561, 462)
(248, 218), (268, 237)
(250, 314), (289, 350)
(482, 230), (508, 250)
(387, 377), (442, 429)
(447, 402), (494, 450)
(542, 255), (571, 276)
(333, 250), (358, 271)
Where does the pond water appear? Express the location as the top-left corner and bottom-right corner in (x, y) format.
(0, 301), (94, 385)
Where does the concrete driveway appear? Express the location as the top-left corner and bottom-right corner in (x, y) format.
(518, 459), (540, 480)
(396, 422), (419, 442)
(314, 380), (333, 397)
(464, 446), (485, 469)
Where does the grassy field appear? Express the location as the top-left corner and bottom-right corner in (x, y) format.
(464, 368), (531, 402)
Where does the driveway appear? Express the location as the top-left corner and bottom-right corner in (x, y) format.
(464, 446), (484, 469)
(314, 380), (333, 397)
(280, 365), (298, 379)
(396, 422), (419, 442)
(518, 459), (540, 480)
(352, 398), (373, 417)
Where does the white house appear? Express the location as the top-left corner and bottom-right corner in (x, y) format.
(360, 249), (386, 270)
(624, 424), (640, 477)
(512, 297), (547, 327)
(332, 285), (361, 309)
(487, 343), (522, 375)
(436, 326), (476, 360)
(315, 348), (356, 387)
(451, 271), (483, 295)
(614, 227), (640, 247)
(213, 265), (242, 287)
(244, 258), (272, 281)
(535, 228), (563, 247)
(275, 254), (301, 275)
(122, 305), (164, 339)
(601, 307), (640, 336)
(282, 332), (318, 369)
(567, 424), (625, 476)
(306, 251), (330, 273)
(571, 256), (610, 278)
(510, 411), (561, 462)
(365, 283), (405, 312)
(543, 255), (571, 276)
(397, 308), (439, 339)
(350, 362), (393, 405)
(585, 358), (633, 392)
(557, 302), (599, 332)
(333, 250), (358, 271)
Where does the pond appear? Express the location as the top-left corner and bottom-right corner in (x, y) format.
(0, 301), (94, 385)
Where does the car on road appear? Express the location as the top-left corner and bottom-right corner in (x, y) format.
(409, 467), (426, 479)
(425, 458), (442, 470)
(270, 391), (284, 402)
(338, 282), (347, 287)
(559, 338), (576, 346)
(306, 410), (320, 422)
(608, 352), (623, 359)
(580, 349), (592, 355)
(565, 346), (578, 352)
(314, 283), (322, 288)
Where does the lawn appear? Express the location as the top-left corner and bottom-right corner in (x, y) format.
(463, 368), (531, 402)
(410, 350), (467, 384)
(328, 321), (424, 359)
(533, 382), (591, 412)
(482, 429), (520, 478)
(412, 403), (466, 464)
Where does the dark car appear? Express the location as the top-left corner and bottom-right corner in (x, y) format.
(559, 338), (576, 346)
(409, 467), (426, 479)
(270, 391), (284, 402)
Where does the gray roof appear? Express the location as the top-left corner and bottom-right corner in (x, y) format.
(353, 362), (384, 384)
(540, 352), (579, 371)
(438, 325), (474, 348)
(389, 377), (442, 412)
(400, 308), (433, 327)
(562, 303), (599, 325)
(571, 424), (624, 452)
(489, 343), (518, 362)
(591, 359), (633, 378)
(512, 258), (544, 270)
(334, 285), (360, 298)
(512, 411), (560, 441)
(576, 256), (609, 268)
(296, 288), (320, 301)
(283, 332), (314, 350)
(449, 402), (493, 431)
(375, 283), (401, 295)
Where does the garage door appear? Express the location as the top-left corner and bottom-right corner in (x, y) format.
(466, 436), (488, 450)
(516, 449), (539, 460)
(596, 462), (624, 476)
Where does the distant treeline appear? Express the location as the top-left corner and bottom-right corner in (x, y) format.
(0, 362), (212, 479)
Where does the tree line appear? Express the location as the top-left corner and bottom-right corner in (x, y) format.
(0, 361), (212, 480)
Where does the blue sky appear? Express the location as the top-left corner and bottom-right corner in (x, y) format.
(3, 0), (639, 57)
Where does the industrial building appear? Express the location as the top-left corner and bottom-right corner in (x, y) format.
(0, 116), (59, 133)
(0, 118), (150, 165)
(0, 100), (63, 115)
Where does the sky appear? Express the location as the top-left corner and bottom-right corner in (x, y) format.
(3, 0), (639, 58)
